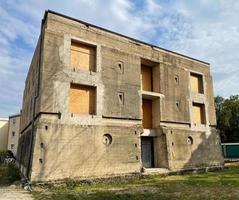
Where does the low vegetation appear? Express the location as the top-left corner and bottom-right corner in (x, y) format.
(33, 163), (239, 200)
(0, 163), (21, 186)
(0, 150), (20, 186)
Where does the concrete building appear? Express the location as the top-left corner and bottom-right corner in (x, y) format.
(0, 118), (9, 151)
(8, 114), (21, 157)
(18, 10), (224, 182)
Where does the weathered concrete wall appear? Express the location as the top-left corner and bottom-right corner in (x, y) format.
(30, 117), (141, 182)
(162, 127), (224, 170)
(0, 119), (9, 151)
(8, 115), (21, 156)
(20, 39), (42, 132)
(18, 11), (223, 182)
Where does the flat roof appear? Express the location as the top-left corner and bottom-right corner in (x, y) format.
(45, 10), (210, 65)
(0, 118), (8, 121)
(9, 113), (21, 119)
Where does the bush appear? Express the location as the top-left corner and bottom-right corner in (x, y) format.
(0, 163), (21, 185)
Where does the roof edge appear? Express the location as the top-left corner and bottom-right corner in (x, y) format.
(9, 114), (21, 119)
(0, 118), (8, 121)
(46, 10), (210, 65)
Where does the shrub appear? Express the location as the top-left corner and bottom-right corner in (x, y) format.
(0, 163), (21, 185)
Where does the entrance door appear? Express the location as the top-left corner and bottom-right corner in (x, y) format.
(141, 137), (154, 168)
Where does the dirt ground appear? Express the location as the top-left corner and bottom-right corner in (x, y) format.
(0, 185), (33, 200)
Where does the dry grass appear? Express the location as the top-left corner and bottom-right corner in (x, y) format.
(33, 163), (239, 200)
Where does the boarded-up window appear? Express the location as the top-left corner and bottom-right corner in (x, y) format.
(141, 65), (152, 91)
(192, 103), (206, 125)
(190, 73), (203, 93)
(69, 84), (96, 115)
(142, 99), (152, 129)
(71, 41), (96, 71)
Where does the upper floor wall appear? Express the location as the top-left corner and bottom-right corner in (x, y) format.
(21, 11), (217, 130)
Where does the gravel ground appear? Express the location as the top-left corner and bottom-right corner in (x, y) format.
(0, 185), (33, 200)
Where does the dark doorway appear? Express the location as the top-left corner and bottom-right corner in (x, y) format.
(141, 137), (154, 168)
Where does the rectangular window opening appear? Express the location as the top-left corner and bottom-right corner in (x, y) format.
(141, 65), (153, 92)
(142, 99), (152, 129)
(69, 83), (96, 115)
(70, 40), (96, 72)
(192, 102), (206, 125)
(190, 72), (203, 94)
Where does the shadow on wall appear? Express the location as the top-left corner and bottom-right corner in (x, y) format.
(35, 125), (105, 181)
(181, 128), (224, 170)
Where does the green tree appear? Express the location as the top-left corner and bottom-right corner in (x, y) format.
(215, 95), (239, 142)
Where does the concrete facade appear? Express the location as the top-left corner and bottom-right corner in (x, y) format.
(0, 118), (9, 151)
(8, 114), (21, 157)
(18, 10), (224, 182)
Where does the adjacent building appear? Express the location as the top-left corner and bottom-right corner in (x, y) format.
(8, 114), (21, 157)
(17, 10), (224, 182)
(0, 118), (9, 151)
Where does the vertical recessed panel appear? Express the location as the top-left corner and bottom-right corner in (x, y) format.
(142, 99), (152, 129)
(141, 65), (152, 91)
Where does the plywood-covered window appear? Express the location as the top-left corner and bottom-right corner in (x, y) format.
(142, 99), (152, 129)
(141, 65), (152, 91)
(69, 84), (96, 115)
(70, 41), (96, 71)
(192, 103), (206, 125)
(190, 73), (203, 94)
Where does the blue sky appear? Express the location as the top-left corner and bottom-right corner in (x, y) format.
(0, 0), (239, 117)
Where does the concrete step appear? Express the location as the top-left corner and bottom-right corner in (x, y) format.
(142, 168), (170, 175)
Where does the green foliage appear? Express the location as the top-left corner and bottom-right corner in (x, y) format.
(215, 95), (239, 142)
(0, 163), (21, 185)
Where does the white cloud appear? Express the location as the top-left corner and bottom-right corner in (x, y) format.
(0, 0), (238, 117)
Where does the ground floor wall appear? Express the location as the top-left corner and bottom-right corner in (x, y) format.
(18, 117), (224, 182)
(159, 127), (224, 170)
(30, 118), (142, 182)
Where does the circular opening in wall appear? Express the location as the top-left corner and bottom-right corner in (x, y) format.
(103, 134), (112, 146)
(187, 136), (193, 145)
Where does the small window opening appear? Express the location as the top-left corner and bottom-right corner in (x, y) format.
(174, 75), (179, 85)
(11, 144), (14, 149)
(12, 132), (15, 137)
(45, 125), (48, 130)
(103, 134), (112, 146)
(39, 158), (43, 164)
(135, 144), (137, 147)
(187, 136), (193, 145)
(176, 100), (180, 110)
(136, 156), (139, 160)
(40, 143), (44, 148)
(117, 61), (124, 74)
(118, 92), (124, 105)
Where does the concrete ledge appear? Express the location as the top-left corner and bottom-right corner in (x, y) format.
(32, 165), (226, 187)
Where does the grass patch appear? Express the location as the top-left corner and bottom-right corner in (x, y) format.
(0, 164), (21, 186)
(33, 163), (239, 200)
